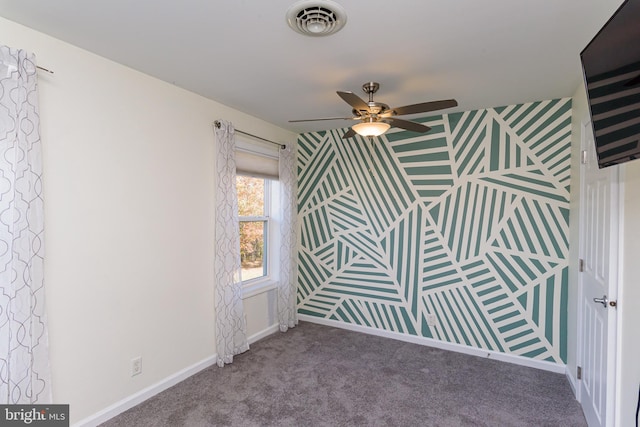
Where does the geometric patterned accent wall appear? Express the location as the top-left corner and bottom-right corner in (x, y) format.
(297, 98), (572, 363)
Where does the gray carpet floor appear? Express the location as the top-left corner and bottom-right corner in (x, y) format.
(101, 321), (586, 426)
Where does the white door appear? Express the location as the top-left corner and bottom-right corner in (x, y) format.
(579, 120), (619, 427)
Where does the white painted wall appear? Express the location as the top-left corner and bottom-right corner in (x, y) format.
(0, 17), (295, 424)
(618, 160), (640, 426)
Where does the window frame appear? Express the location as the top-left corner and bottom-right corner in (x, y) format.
(238, 177), (270, 282)
(236, 175), (280, 299)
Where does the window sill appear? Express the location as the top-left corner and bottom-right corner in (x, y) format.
(241, 279), (277, 299)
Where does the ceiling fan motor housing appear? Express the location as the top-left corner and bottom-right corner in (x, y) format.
(353, 102), (389, 117)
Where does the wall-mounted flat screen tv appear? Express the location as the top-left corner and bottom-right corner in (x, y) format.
(581, 0), (640, 168)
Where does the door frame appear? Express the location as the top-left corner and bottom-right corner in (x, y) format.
(576, 116), (622, 426)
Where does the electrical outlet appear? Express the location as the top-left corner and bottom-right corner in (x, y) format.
(131, 356), (142, 377)
(426, 313), (437, 326)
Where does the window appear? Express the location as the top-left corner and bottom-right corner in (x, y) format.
(234, 136), (281, 298)
(237, 175), (269, 282)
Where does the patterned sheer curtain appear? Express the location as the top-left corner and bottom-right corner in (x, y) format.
(0, 45), (52, 403)
(278, 143), (298, 331)
(213, 120), (249, 367)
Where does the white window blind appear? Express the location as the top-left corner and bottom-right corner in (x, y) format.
(235, 136), (279, 180)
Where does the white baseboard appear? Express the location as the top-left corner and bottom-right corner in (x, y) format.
(72, 355), (217, 427)
(298, 314), (566, 374)
(74, 324), (280, 427)
(74, 318), (565, 426)
(566, 365), (580, 399)
(247, 323), (280, 344)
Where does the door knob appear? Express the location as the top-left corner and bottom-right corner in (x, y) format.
(593, 295), (608, 308)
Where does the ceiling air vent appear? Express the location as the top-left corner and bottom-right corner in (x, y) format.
(286, 0), (347, 37)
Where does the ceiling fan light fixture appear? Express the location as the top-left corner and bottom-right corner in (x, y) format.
(352, 121), (390, 137)
(286, 0), (347, 37)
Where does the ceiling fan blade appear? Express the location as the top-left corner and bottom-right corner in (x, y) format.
(342, 128), (357, 139)
(289, 117), (356, 123)
(337, 91), (370, 112)
(391, 99), (458, 116)
(384, 117), (431, 133)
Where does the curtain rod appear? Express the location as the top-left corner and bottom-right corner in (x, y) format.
(36, 65), (54, 74)
(214, 120), (286, 149)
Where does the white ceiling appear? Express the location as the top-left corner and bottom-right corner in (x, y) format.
(0, 0), (622, 134)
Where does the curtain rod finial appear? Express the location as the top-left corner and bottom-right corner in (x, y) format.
(214, 120), (285, 149)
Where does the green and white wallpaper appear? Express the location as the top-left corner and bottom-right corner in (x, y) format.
(296, 98), (572, 364)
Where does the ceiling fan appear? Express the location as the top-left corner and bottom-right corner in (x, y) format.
(290, 82), (458, 139)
